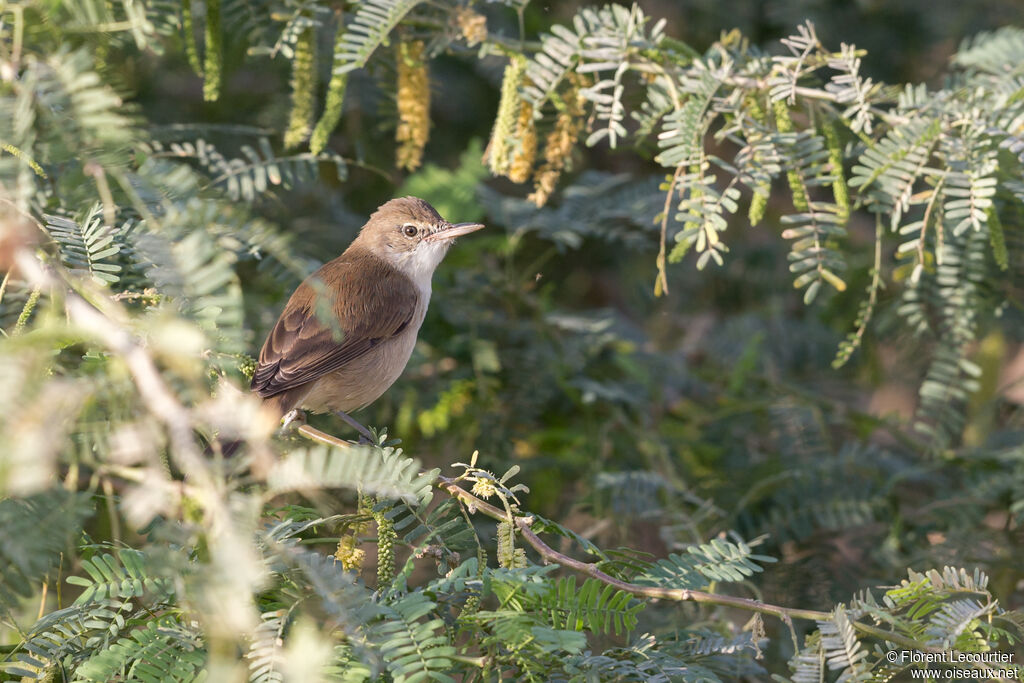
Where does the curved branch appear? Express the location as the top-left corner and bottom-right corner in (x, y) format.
(295, 422), (949, 655)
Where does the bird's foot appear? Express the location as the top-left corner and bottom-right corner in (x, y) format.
(333, 410), (377, 444)
(280, 409), (307, 433)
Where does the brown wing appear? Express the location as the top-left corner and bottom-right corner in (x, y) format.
(251, 249), (418, 398)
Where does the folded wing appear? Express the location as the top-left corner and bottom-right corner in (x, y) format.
(251, 251), (418, 398)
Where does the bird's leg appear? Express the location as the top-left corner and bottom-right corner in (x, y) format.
(334, 410), (376, 444)
(280, 409), (307, 433)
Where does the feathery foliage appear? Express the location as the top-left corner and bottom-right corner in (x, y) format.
(2, 1), (1024, 680)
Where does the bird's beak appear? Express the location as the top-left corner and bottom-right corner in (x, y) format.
(427, 222), (485, 242)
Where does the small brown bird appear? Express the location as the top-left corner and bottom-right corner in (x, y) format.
(251, 197), (484, 439)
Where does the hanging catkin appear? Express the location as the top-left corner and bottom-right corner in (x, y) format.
(202, 0), (222, 102)
(310, 20), (349, 155)
(486, 55), (527, 177)
(396, 41), (430, 171)
(529, 74), (585, 206)
(507, 101), (537, 183)
(182, 0), (203, 76)
(283, 28), (317, 150)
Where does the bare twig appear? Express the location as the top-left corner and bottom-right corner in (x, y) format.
(13, 249), (223, 511)
(516, 517), (828, 621)
(295, 423), (354, 449)
(291, 403), (961, 657)
(449, 475), (951, 653)
(292, 422), (826, 622)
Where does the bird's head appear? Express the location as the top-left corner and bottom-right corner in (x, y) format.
(356, 196), (485, 284)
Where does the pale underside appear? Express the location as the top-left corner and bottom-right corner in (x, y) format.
(294, 294), (428, 414)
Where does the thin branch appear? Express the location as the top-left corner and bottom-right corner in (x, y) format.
(13, 249), (225, 517)
(295, 420), (957, 657)
(296, 423), (355, 449)
(296, 424), (824, 624)
(516, 515), (827, 621)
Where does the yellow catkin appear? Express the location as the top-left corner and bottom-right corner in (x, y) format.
(823, 120), (850, 221)
(773, 99), (809, 212)
(529, 75), (585, 207)
(748, 186), (768, 226)
(283, 28), (317, 150)
(458, 546), (488, 618)
(470, 477), (497, 499)
(13, 286), (40, 335)
(202, 0), (222, 102)
(182, 0), (203, 76)
(334, 494), (373, 571)
(396, 40), (430, 171)
(507, 101), (537, 183)
(334, 535), (365, 571)
(486, 55), (527, 177)
(310, 19), (349, 155)
(745, 95), (769, 226)
(456, 8), (487, 47)
(0, 142), (47, 179)
(988, 205), (1008, 271)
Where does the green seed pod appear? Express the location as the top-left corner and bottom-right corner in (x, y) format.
(496, 520), (526, 569)
(375, 509), (397, 587)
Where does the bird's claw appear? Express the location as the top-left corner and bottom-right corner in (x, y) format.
(280, 409), (307, 433)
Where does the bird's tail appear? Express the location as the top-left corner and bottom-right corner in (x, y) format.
(203, 391), (295, 458)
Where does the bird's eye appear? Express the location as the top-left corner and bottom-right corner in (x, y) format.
(402, 223), (418, 237)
